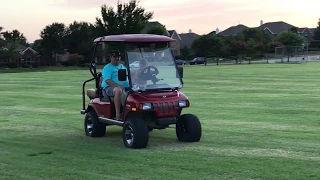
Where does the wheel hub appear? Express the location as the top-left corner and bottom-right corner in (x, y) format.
(86, 117), (93, 134)
(125, 126), (134, 145)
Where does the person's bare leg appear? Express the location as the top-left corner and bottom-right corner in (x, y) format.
(113, 87), (123, 120)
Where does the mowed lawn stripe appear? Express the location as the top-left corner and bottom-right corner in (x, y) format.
(0, 63), (320, 179)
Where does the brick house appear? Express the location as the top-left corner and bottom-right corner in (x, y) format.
(20, 47), (40, 65)
(217, 21), (316, 42)
(0, 44), (40, 67)
(168, 30), (181, 56)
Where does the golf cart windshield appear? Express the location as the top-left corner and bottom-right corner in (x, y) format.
(126, 42), (182, 92)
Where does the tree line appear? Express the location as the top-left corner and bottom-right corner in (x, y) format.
(1, 0), (320, 67)
(187, 24), (320, 64)
(0, 1), (153, 67)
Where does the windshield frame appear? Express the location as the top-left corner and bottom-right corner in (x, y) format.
(124, 42), (183, 92)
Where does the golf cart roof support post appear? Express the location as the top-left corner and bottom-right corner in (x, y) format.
(169, 46), (184, 85)
(90, 42), (99, 88)
(81, 42), (99, 113)
(124, 43), (133, 89)
(82, 77), (95, 112)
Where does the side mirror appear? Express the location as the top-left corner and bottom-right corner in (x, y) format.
(118, 69), (127, 81)
(177, 66), (183, 78)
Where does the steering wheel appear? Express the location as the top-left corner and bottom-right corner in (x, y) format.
(138, 66), (159, 83)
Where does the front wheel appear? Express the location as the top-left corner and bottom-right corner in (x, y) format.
(176, 114), (202, 142)
(122, 118), (149, 148)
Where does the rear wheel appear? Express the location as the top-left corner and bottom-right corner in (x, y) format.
(84, 111), (106, 137)
(122, 118), (149, 148)
(176, 114), (202, 142)
(148, 126), (154, 132)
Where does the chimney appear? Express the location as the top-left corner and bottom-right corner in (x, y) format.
(189, 29), (192, 33)
(260, 20), (263, 26)
(216, 28), (220, 34)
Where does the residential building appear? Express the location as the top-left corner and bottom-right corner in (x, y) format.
(217, 21), (316, 42)
(178, 32), (200, 49)
(167, 30), (181, 56)
(0, 43), (40, 66)
(218, 24), (249, 36)
(140, 21), (181, 56)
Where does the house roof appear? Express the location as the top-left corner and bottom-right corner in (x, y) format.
(168, 30), (174, 36)
(178, 32), (200, 48)
(1, 44), (38, 55)
(208, 31), (216, 35)
(297, 27), (315, 34)
(167, 30), (182, 40)
(20, 47), (37, 54)
(140, 21), (170, 36)
(258, 21), (294, 34)
(298, 28), (306, 33)
(218, 24), (249, 36)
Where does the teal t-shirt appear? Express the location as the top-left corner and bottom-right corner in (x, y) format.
(101, 63), (129, 88)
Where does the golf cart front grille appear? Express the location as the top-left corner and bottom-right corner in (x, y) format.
(153, 101), (176, 114)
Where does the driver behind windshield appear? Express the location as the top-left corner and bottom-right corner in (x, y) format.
(101, 50), (129, 121)
(130, 58), (148, 88)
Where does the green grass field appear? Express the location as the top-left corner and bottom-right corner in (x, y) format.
(1, 63), (320, 180)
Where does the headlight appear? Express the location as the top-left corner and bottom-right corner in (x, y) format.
(142, 103), (153, 110)
(178, 100), (187, 107)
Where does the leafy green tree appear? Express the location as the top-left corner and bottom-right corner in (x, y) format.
(0, 26), (3, 39)
(244, 38), (265, 64)
(32, 39), (43, 53)
(180, 45), (189, 60)
(229, 40), (246, 63)
(314, 21), (320, 40)
(275, 31), (305, 46)
(241, 28), (263, 42)
(147, 25), (167, 36)
(1, 29), (28, 46)
(222, 34), (246, 63)
(65, 21), (95, 60)
(191, 34), (223, 58)
(95, 0), (153, 36)
(0, 26), (7, 49)
(275, 31), (305, 62)
(245, 38), (257, 64)
(0, 27), (26, 67)
(290, 27), (298, 34)
(40, 22), (67, 59)
(240, 28), (271, 58)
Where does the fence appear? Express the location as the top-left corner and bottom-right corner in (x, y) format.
(275, 46), (308, 63)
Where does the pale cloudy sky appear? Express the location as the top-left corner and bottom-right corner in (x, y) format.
(0, 0), (319, 43)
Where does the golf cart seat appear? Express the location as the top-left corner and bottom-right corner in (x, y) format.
(86, 73), (114, 102)
(86, 89), (98, 99)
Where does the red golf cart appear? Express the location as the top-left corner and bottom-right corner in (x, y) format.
(81, 34), (201, 148)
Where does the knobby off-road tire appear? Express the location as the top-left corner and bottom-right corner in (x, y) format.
(122, 118), (149, 149)
(176, 114), (202, 142)
(84, 111), (106, 137)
